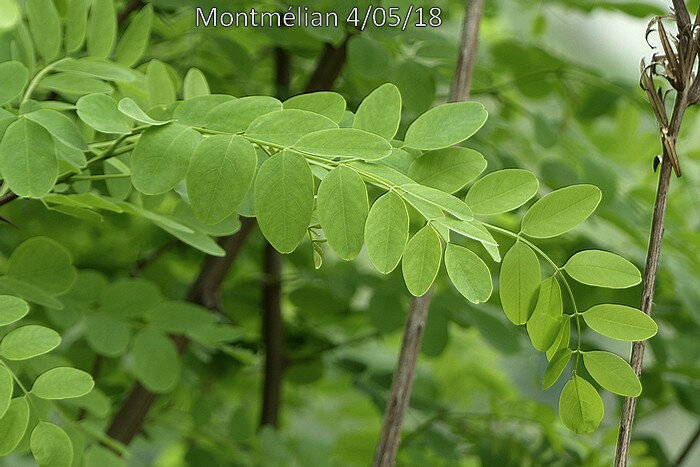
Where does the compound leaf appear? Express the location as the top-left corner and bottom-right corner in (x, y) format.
(0, 397), (29, 456)
(76, 93), (132, 134)
(27, 0), (62, 61)
(115, 4), (153, 66)
(0, 295), (29, 326)
(86, 0), (116, 58)
(205, 96), (281, 133)
(283, 91), (346, 123)
(245, 109), (337, 147)
(0, 61), (28, 106)
(543, 348), (572, 389)
(183, 67), (210, 99)
(527, 277), (564, 351)
(6, 237), (76, 295)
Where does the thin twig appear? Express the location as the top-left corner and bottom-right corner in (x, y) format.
(614, 4), (698, 465)
(372, 1), (485, 464)
(675, 424), (700, 466)
(260, 244), (284, 427)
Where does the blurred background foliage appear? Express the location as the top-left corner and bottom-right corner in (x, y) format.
(1, 0), (699, 465)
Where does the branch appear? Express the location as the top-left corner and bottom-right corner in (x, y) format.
(615, 5), (698, 465)
(373, 2), (484, 464)
(675, 424), (700, 466)
(260, 244), (284, 427)
(303, 37), (350, 92)
(449, 0), (486, 102)
(106, 219), (257, 445)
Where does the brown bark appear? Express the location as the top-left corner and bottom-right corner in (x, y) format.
(260, 245), (284, 427)
(372, 1), (485, 465)
(303, 38), (350, 92)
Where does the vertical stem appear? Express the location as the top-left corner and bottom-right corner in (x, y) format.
(675, 424), (700, 466)
(372, 289), (433, 467)
(373, 2), (485, 464)
(260, 244), (284, 427)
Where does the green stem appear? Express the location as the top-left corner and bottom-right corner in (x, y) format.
(69, 173), (131, 182)
(0, 359), (43, 421)
(482, 222), (583, 368)
(21, 58), (72, 105)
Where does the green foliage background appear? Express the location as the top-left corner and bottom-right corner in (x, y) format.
(0, 0), (699, 466)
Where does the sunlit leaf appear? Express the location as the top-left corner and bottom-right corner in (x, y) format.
(402, 225), (442, 296)
(583, 351), (641, 396)
(559, 376), (604, 434)
(445, 244), (492, 303)
(499, 241), (540, 325)
(582, 304), (657, 341)
(564, 250), (641, 288)
(365, 191), (409, 273)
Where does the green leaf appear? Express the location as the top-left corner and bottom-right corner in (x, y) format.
(582, 304), (658, 341)
(353, 83), (401, 141)
(284, 91), (346, 123)
(26, 0), (62, 61)
(146, 59), (176, 106)
(317, 165), (369, 260)
(86, 0), (116, 58)
(0, 0), (21, 32)
(499, 241), (541, 325)
(100, 278), (162, 318)
(559, 376), (604, 434)
(147, 301), (215, 335)
(171, 201), (241, 237)
(465, 169), (539, 215)
(205, 96), (282, 133)
(399, 183), (473, 221)
(132, 329), (180, 393)
(187, 135), (257, 224)
(115, 4), (153, 67)
(402, 225), (442, 296)
(117, 97), (169, 126)
(54, 59), (135, 82)
(254, 150), (314, 253)
(32, 367), (94, 399)
(183, 67), (210, 99)
(0, 61), (28, 106)
(40, 72), (112, 95)
(0, 277), (63, 309)
(30, 422), (73, 467)
(0, 295), (29, 326)
(0, 397), (29, 456)
(85, 313), (131, 357)
(7, 237), (76, 295)
(527, 277), (564, 351)
(117, 201), (193, 233)
(76, 93), (132, 134)
(0, 325), (61, 360)
(408, 148), (486, 194)
(0, 366), (11, 419)
(404, 102), (488, 150)
(65, 0), (88, 52)
(26, 109), (88, 151)
(583, 351), (641, 397)
(154, 220), (225, 257)
(445, 244), (492, 303)
(434, 217), (498, 247)
(521, 185), (601, 238)
(543, 348), (572, 389)
(131, 123), (201, 195)
(546, 317), (571, 361)
(293, 128), (393, 160)
(365, 191), (409, 273)
(564, 250), (642, 289)
(0, 118), (57, 198)
(245, 109), (337, 147)
(173, 94), (234, 127)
